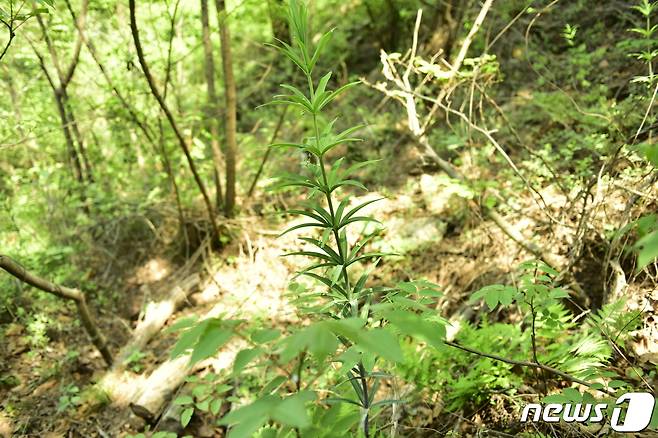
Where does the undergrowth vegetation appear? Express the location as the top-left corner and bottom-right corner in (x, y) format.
(2, 0), (658, 436)
(161, 2), (658, 436)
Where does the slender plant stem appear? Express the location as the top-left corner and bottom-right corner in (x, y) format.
(129, 0), (220, 242)
(296, 351), (306, 391)
(358, 361), (371, 438)
(247, 106), (288, 198)
(307, 69), (369, 438)
(443, 340), (614, 395)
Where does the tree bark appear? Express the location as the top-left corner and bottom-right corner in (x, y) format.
(215, 0), (238, 218)
(129, 0), (220, 242)
(113, 274), (200, 367)
(0, 255), (112, 366)
(201, 0), (225, 212)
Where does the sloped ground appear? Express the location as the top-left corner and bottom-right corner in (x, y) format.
(1, 165), (657, 437)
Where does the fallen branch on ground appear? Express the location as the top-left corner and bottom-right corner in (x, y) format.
(113, 273), (200, 367)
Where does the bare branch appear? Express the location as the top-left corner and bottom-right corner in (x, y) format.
(444, 340), (614, 395)
(0, 255), (113, 366)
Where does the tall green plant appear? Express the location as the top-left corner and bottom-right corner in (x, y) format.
(167, 1), (446, 436)
(258, 1), (445, 435)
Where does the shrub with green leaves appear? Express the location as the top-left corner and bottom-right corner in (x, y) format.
(436, 261), (638, 421)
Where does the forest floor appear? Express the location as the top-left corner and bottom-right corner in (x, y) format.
(1, 163), (658, 437)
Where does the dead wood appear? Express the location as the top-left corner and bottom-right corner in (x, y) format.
(114, 273), (200, 367)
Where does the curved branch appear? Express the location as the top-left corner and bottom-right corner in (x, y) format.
(0, 19), (15, 63)
(0, 255), (113, 366)
(444, 340), (614, 395)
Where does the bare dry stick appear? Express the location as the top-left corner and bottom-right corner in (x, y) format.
(444, 340), (614, 395)
(247, 106), (288, 198)
(0, 255), (112, 366)
(422, 0), (494, 132)
(371, 5), (572, 278)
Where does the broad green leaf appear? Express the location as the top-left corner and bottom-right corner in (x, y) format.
(307, 323), (339, 362)
(379, 309), (445, 348)
(210, 398), (222, 415)
(608, 379), (628, 388)
(271, 391), (316, 429)
(542, 394), (570, 404)
(280, 322), (338, 363)
(470, 284), (517, 310)
(164, 316), (199, 334)
(251, 328), (281, 344)
(637, 142), (658, 166)
(233, 348), (264, 374)
(190, 320), (233, 365)
(180, 407), (194, 427)
(220, 395), (278, 426)
(549, 288), (570, 299)
(261, 375), (287, 395)
(397, 282), (416, 294)
(356, 328), (403, 363)
(174, 395), (193, 405)
(170, 319), (210, 358)
(636, 229), (658, 270)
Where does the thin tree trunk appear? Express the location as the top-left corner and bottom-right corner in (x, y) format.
(54, 87), (84, 183)
(0, 255), (113, 366)
(201, 0), (225, 212)
(215, 0), (238, 218)
(158, 119), (187, 240)
(66, 0), (187, 227)
(33, 46), (83, 183)
(384, 0), (400, 50)
(159, 0), (188, 235)
(129, 0), (220, 242)
(64, 0), (156, 146)
(267, 0), (290, 42)
(34, 0), (91, 185)
(63, 92), (93, 182)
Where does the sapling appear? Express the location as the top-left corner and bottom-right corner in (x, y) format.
(264, 1), (445, 435)
(170, 2), (446, 435)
